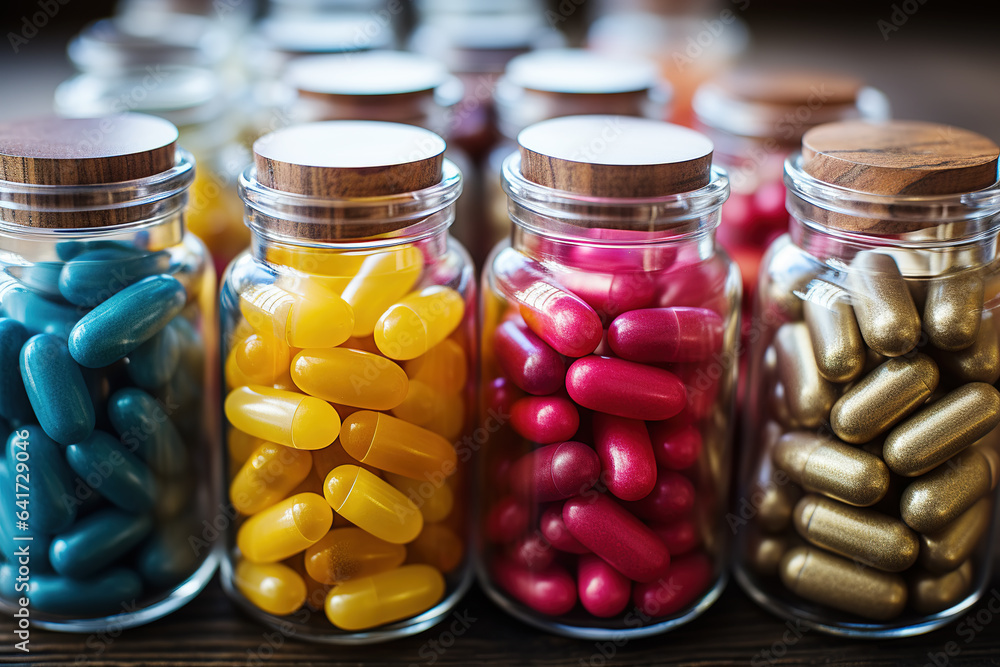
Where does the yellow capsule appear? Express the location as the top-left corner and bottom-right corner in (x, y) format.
(900, 446), (1000, 533)
(919, 496), (992, 573)
(237, 492), (334, 563)
(230, 442), (313, 515)
(228, 427), (265, 467)
(287, 554), (330, 611)
(774, 323), (838, 428)
(745, 531), (791, 577)
(230, 318), (255, 346)
(375, 286), (465, 361)
(793, 495), (919, 572)
(290, 347), (408, 410)
(780, 546), (907, 621)
(235, 333), (292, 386)
(324, 564), (445, 631)
(311, 441), (381, 483)
(266, 246), (370, 279)
(773, 432), (890, 507)
(385, 472), (455, 523)
(935, 312), (1000, 384)
(421, 392), (465, 442)
(884, 383), (1000, 476)
(341, 247), (424, 337)
(406, 523), (464, 574)
(924, 269), (983, 351)
(404, 339), (468, 395)
(234, 560), (307, 616)
(910, 561), (974, 614)
(340, 411), (457, 482)
(225, 347), (253, 390)
(240, 282), (354, 349)
(325, 465), (423, 544)
(830, 354), (939, 445)
(391, 379), (440, 426)
(847, 251), (921, 357)
(803, 280), (865, 383)
(225, 385), (341, 450)
(304, 527), (407, 585)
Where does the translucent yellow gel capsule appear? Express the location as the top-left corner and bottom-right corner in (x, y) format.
(228, 427), (265, 467)
(324, 465), (423, 544)
(385, 472), (454, 523)
(234, 560), (307, 616)
(287, 555), (330, 611)
(404, 339), (467, 395)
(340, 411), (457, 481)
(407, 523), (464, 574)
(291, 348), (409, 410)
(225, 385), (341, 450)
(235, 333), (292, 386)
(225, 348), (253, 390)
(230, 442), (313, 515)
(422, 393), (465, 442)
(391, 380), (440, 426)
(341, 247), (424, 337)
(230, 319), (255, 347)
(375, 286), (465, 361)
(324, 564), (445, 631)
(237, 492), (333, 563)
(266, 246), (371, 279)
(240, 282), (354, 349)
(304, 527), (407, 585)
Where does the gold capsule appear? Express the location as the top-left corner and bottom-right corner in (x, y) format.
(762, 236), (818, 321)
(793, 495), (919, 573)
(847, 251), (921, 357)
(780, 546), (907, 621)
(745, 531), (791, 577)
(934, 312), (1000, 384)
(756, 475), (801, 533)
(803, 281), (865, 383)
(773, 432), (890, 507)
(900, 446), (1000, 533)
(884, 383), (1000, 477)
(769, 382), (800, 430)
(924, 270), (983, 351)
(775, 323), (838, 428)
(919, 496), (992, 573)
(830, 354), (939, 445)
(909, 561), (974, 614)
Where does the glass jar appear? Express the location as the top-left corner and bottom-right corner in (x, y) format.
(736, 119), (1000, 637)
(483, 48), (669, 266)
(479, 115), (740, 638)
(220, 121), (475, 643)
(0, 114), (217, 631)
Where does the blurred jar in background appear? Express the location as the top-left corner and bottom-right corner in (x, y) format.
(115, 0), (256, 40)
(55, 67), (249, 275)
(482, 48), (669, 265)
(587, 0), (748, 127)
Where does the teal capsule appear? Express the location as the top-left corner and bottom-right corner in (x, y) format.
(6, 261), (65, 300)
(68, 275), (187, 368)
(5, 426), (76, 534)
(65, 430), (157, 512)
(0, 278), (80, 339)
(125, 322), (181, 389)
(170, 315), (204, 375)
(49, 508), (153, 579)
(58, 248), (172, 308)
(1, 563), (143, 616)
(0, 318), (32, 422)
(55, 239), (139, 261)
(108, 389), (187, 475)
(0, 458), (53, 570)
(155, 475), (193, 520)
(19, 334), (95, 446)
(137, 516), (201, 588)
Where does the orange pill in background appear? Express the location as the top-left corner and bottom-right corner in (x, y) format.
(403, 338), (468, 395)
(230, 442), (313, 515)
(406, 523), (464, 574)
(237, 492), (333, 563)
(225, 385), (341, 450)
(340, 411), (457, 481)
(291, 347), (409, 410)
(324, 465), (423, 544)
(234, 559), (307, 616)
(304, 527), (407, 585)
(324, 564), (445, 631)
(385, 472), (454, 523)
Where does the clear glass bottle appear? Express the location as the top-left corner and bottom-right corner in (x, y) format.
(220, 120), (475, 643)
(736, 119), (1000, 637)
(0, 114), (217, 631)
(479, 115), (740, 638)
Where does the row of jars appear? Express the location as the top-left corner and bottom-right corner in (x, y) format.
(0, 109), (998, 642)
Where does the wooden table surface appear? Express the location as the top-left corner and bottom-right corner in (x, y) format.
(3, 575), (1000, 666)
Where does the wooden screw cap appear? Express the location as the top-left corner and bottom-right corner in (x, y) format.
(802, 120), (1000, 196)
(517, 115), (713, 198)
(254, 121), (446, 198)
(505, 49), (660, 96)
(715, 68), (862, 107)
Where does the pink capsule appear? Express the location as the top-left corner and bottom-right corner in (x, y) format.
(667, 361), (719, 422)
(510, 395), (580, 444)
(563, 494), (670, 583)
(487, 496), (530, 543)
(539, 504), (589, 554)
(510, 441), (601, 503)
(486, 376), (521, 416)
(565, 356), (686, 421)
(494, 319), (565, 396)
(649, 420), (702, 471)
(494, 559), (577, 617)
(655, 254), (731, 316)
(557, 270), (656, 320)
(507, 532), (556, 571)
(578, 554), (631, 618)
(651, 518), (701, 556)
(623, 470), (696, 523)
(608, 307), (724, 364)
(632, 552), (713, 618)
(592, 413), (657, 502)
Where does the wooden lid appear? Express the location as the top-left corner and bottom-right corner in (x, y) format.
(289, 51), (450, 99)
(715, 68), (862, 107)
(505, 49), (660, 96)
(0, 114), (178, 186)
(518, 115), (713, 197)
(253, 121), (446, 197)
(802, 120), (1000, 195)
